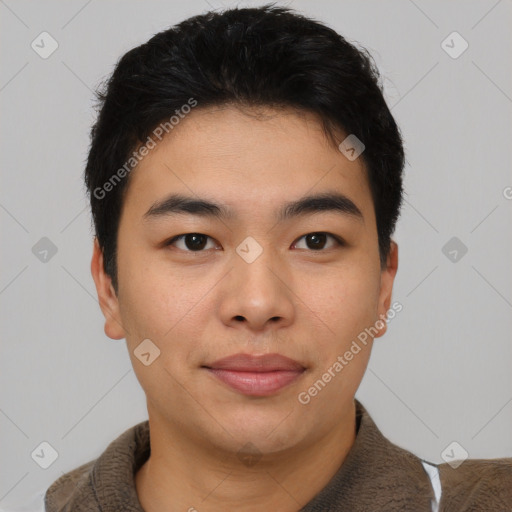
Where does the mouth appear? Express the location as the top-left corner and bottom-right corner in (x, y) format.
(202, 353), (306, 397)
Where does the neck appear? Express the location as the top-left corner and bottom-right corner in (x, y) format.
(135, 401), (356, 512)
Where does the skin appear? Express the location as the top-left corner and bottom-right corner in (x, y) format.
(91, 105), (398, 511)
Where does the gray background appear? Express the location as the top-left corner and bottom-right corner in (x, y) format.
(1, 0), (511, 509)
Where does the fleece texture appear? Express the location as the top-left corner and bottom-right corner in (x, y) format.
(45, 400), (512, 511)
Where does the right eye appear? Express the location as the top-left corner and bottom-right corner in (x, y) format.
(165, 233), (219, 252)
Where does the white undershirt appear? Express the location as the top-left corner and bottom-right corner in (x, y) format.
(421, 460), (442, 512)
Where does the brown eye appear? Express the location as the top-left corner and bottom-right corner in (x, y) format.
(167, 233), (216, 251)
(293, 232), (343, 251)
(306, 233), (327, 250)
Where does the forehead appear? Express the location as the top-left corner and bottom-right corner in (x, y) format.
(122, 106), (373, 221)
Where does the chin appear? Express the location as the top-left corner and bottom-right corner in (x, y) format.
(211, 405), (308, 452)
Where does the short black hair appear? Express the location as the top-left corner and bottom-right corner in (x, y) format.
(84, 3), (404, 293)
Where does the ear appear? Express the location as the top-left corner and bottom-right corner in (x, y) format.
(90, 237), (126, 340)
(374, 241), (399, 339)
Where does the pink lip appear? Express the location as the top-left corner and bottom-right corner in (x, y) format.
(204, 353), (305, 396)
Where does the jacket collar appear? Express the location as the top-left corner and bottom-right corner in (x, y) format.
(301, 400), (434, 511)
(45, 399), (435, 511)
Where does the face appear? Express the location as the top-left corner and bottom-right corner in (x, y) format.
(91, 105), (398, 457)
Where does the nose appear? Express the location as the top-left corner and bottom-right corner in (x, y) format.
(218, 247), (295, 332)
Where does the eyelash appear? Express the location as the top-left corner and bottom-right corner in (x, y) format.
(164, 232), (345, 252)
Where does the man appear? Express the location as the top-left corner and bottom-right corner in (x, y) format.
(45, 4), (512, 511)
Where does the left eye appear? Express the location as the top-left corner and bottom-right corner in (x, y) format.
(292, 232), (343, 251)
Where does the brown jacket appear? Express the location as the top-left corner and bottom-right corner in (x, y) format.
(45, 400), (512, 511)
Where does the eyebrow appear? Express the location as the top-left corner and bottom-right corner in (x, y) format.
(143, 191), (364, 223)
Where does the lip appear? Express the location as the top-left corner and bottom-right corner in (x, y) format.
(203, 353), (306, 396)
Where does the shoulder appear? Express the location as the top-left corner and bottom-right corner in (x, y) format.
(44, 420), (149, 512)
(44, 459), (97, 511)
(438, 457), (512, 511)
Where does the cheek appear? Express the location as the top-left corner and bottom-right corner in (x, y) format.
(118, 256), (215, 358)
(298, 272), (381, 406)
(304, 266), (381, 354)
(118, 263), (209, 403)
